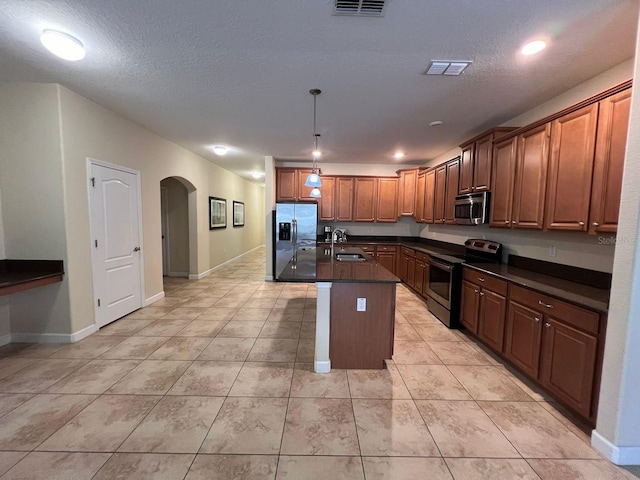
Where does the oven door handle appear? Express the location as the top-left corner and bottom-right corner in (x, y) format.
(429, 258), (454, 272)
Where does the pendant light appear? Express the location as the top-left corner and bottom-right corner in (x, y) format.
(305, 89), (323, 190)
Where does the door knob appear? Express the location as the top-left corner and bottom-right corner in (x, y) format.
(133, 247), (141, 252)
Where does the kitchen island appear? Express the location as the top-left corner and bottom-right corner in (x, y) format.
(278, 246), (400, 372)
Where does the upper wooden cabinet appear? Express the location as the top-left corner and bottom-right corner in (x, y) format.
(545, 104), (599, 231)
(397, 169), (418, 217)
(434, 164), (447, 223)
(459, 128), (516, 195)
(490, 136), (518, 228)
(444, 157), (460, 224)
(354, 177), (377, 222)
(377, 177), (399, 222)
(415, 170), (426, 223)
(276, 168), (315, 201)
(318, 176), (336, 221)
(353, 177), (398, 222)
(512, 124), (551, 229)
(590, 88), (631, 234)
(424, 168), (436, 224)
(335, 177), (355, 222)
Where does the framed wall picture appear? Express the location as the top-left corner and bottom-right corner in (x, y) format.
(209, 196), (227, 229)
(233, 201), (245, 227)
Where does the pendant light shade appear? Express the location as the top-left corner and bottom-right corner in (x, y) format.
(309, 187), (322, 198)
(305, 89), (323, 190)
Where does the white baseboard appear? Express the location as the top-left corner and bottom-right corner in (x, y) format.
(145, 291), (165, 306)
(190, 244), (265, 280)
(592, 429), (640, 465)
(167, 272), (189, 278)
(314, 360), (331, 373)
(10, 324), (97, 344)
(0, 333), (11, 347)
(265, 275), (274, 281)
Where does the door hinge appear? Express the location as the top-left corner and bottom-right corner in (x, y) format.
(90, 177), (95, 187)
(97, 299), (101, 307)
(95, 239), (98, 248)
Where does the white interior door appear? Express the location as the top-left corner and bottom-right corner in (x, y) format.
(89, 161), (143, 328)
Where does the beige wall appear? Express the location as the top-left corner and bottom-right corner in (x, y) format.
(161, 178), (190, 275)
(0, 83), (73, 335)
(207, 163), (265, 268)
(0, 83), (265, 337)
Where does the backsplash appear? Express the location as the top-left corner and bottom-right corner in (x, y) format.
(318, 217), (421, 238)
(420, 223), (616, 273)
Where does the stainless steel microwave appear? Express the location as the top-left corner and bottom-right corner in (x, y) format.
(454, 191), (490, 225)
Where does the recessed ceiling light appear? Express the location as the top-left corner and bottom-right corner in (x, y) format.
(251, 172), (264, 179)
(40, 30), (85, 61)
(212, 146), (228, 156)
(394, 152), (405, 160)
(521, 40), (547, 56)
(429, 120), (444, 127)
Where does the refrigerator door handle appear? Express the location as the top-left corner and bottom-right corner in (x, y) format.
(292, 218), (297, 247)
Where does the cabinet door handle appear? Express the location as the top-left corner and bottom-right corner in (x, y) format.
(578, 221), (585, 227)
(479, 292), (484, 296)
(474, 289), (479, 293)
(592, 222), (599, 227)
(538, 300), (553, 309)
(545, 322), (551, 328)
(534, 317), (540, 323)
(478, 278), (485, 282)
(512, 220), (516, 224)
(505, 221), (509, 224)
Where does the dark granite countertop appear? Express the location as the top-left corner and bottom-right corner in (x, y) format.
(464, 263), (609, 313)
(278, 247), (400, 283)
(316, 236), (610, 313)
(0, 259), (65, 295)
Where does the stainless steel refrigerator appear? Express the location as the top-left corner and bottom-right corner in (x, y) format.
(274, 202), (318, 279)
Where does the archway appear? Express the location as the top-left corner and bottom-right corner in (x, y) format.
(160, 176), (197, 278)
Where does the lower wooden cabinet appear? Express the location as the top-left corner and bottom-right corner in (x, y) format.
(461, 269), (604, 423)
(505, 301), (543, 379)
(399, 247), (416, 288)
(461, 268), (507, 351)
(539, 318), (597, 418)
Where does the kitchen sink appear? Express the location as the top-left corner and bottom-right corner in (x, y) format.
(335, 253), (367, 262)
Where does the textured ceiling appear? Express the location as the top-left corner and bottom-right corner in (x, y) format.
(0, 0), (638, 184)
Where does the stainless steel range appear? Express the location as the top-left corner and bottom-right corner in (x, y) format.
(427, 239), (502, 328)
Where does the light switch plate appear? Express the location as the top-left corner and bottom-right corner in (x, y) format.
(357, 298), (366, 312)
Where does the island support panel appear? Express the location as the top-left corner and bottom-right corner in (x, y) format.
(329, 282), (396, 369)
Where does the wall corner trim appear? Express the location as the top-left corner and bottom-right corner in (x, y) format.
(592, 429), (640, 465)
(145, 291), (165, 306)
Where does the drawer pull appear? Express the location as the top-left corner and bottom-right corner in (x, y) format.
(505, 220), (509, 224)
(545, 322), (551, 328)
(538, 300), (553, 309)
(479, 292), (484, 296)
(592, 222), (599, 227)
(534, 317), (540, 323)
(478, 277), (485, 282)
(474, 289), (479, 294)
(578, 221), (585, 226)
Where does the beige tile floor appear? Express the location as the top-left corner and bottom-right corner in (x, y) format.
(0, 246), (638, 479)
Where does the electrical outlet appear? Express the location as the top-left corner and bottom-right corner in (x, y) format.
(549, 245), (557, 257)
(357, 298), (366, 312)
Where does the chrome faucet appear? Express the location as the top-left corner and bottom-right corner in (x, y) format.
(330, 228), (347, 257)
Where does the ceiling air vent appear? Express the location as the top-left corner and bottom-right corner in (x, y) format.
(334, 0), (386, 16)
(424, 61), (472, 76)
